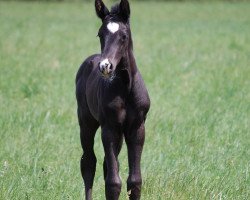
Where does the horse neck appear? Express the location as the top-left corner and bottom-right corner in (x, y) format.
(114, 48), (135, 92)
(119, 41), (137, 75)
(116, 27), (136, 73)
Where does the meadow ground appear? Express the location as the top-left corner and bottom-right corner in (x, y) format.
(0, 1), (250, 199)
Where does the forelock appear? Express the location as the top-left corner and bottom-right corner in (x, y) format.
(110, 4), (120, 16)
(107, 3), (130, 24)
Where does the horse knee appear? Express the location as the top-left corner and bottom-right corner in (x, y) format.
(106, 175), (122, 188)
(80, 152), (97, 175)
(127, 175), (142, 189)
(105, 177), (122, 199)
(81, 151), (96, 163)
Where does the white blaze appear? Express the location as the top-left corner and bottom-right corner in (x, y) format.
(107, 22), (119, 33)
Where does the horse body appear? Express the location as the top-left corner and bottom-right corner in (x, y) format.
(76, 54), (149, 127)
(76, 1), (150, 199)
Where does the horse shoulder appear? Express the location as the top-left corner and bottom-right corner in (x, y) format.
(76, 54), (101, 118)
(75, 54), (100, 85)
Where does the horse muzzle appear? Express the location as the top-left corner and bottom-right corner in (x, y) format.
(99, 58), (113, 76)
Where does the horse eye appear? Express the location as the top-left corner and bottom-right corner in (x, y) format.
(121, 34), (127, 41)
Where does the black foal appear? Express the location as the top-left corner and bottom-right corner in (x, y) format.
(75, 0), (150, 199)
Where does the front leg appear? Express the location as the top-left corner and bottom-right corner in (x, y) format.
(103, 135), (123, 181)
(125, 122), (145, 200)
(102, 126), (123, 200)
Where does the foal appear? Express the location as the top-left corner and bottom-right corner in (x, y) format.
(76, 0), (150, 199)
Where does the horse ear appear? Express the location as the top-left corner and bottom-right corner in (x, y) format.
(119, 0), (130, 20)
(95, 0), (109, 20)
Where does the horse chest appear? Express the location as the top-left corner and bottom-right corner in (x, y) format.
(101, 95), (127, 125)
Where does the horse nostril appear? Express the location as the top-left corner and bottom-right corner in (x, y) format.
(99, 59), (113, 75)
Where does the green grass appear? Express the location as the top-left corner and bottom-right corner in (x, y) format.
(0, 1), (250, 199)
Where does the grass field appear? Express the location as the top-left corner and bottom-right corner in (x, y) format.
(0, 1), (250, 199)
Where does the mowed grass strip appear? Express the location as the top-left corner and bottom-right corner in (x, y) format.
(0, 1), (249, 199)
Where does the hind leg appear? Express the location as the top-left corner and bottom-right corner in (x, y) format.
(78, 108), (99, 200)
